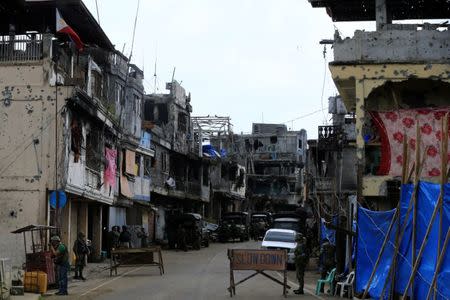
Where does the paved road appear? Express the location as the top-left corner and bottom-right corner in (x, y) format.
(59, 241), (337, 300)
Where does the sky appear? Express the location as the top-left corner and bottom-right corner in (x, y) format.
(83, 0), (374, 138)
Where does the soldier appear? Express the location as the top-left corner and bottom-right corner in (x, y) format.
(320, 238), (336, 280)
(73, 232), (90, 281)
(293, 234), (309, 295)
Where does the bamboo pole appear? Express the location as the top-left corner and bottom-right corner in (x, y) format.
(425, 228), (450, 300)
(388, 131), (415, 300)
(361, 134), (409, 300)
(410, 119), (422, 300)
(401, 115), (449, 300)
(379, 146), (429, 299)
(434, 113), (449, 300)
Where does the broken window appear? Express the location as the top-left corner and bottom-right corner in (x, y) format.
(158, 104), (169, 124)
(91, 70), (103, 100)
(144, 101), (154, 121)
(253, 139), (263, 151)
(71, 117), (82, 163)
(135, 153), (141, 177)
(202, 164), (209, 186)
(144, 156), (151, 177)
(178, 112), (187, 132)
(221, 164), (228, 179)
(86, 129), (103, 171)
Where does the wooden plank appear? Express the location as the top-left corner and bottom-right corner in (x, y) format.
(229, 249), (286, 271)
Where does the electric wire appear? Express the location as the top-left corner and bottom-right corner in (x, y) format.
(320, 45), (328, 124)
(0, 105), (67, 177)
(95, 0), (100, 25)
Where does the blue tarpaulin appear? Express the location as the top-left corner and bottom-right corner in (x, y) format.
(320, 217), (336, 245)
(356, 207), (397, 299)
(356, 182), (450, 299)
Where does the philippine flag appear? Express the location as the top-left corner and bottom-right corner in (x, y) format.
(56, 9), (84, 51)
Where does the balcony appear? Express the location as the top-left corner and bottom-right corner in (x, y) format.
(85, 167), (102, 190)
(0, 34), (43, 63)
(318, 125), (345, 151)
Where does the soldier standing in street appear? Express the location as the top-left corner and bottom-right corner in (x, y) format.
(320, 238), (336, 279)
(73, 232), (90, 281)
(293, 234), (309, 295)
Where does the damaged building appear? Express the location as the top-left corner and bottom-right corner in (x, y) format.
(309, 0), (450, 210)
(193, 115), (247, 222)
(143, 81), (211, 242)
(0, 0), (150, 265)
(235, 123), (307, 212)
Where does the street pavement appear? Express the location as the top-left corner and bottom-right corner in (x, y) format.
(46, 241), (339, 300)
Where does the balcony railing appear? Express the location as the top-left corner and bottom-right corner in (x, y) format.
(318, 125), (345, 151)
(85, 167), (101, 190)
(0, 34), (43, 62)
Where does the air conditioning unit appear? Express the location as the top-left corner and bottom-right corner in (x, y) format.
(0, 258), (12, 300)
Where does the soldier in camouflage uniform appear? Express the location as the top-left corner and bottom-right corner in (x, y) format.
(293, 234), (309, 295)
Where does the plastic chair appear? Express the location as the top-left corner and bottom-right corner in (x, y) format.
(315, 268), (336, 295)
(335, 271), (355, 298)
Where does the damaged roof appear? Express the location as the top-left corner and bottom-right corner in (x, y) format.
(308, 0), (450, 22)
(0, 0), (114, 51)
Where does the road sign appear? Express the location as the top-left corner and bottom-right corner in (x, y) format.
(227, 249), (290, 297)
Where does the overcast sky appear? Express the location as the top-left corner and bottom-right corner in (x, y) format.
(83, 0), (374, 138)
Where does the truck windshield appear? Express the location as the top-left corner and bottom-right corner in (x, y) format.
(273, 222), (300, 232)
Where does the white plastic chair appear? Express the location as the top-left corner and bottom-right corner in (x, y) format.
(335, 271), (355, 298)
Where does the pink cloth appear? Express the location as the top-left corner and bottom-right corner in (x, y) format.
(372, 108), (450, 178)
(104, 148), (117, 189)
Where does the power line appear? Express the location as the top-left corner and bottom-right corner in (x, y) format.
(320, 45), (328, 124)
(95, 0), (100, 25)
(0, 105), (67, 177)
(282, 108), (327, 124)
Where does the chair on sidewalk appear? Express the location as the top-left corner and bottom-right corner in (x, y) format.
(315, 268), (336, 295)
(334, 271), (355, 298)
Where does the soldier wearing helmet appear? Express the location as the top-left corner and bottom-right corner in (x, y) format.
(293, 233), (309, 295)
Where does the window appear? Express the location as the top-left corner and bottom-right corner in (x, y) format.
(115, 83), (124, 113)
(85, 130), (102, 171)
(289, 183), (296, 192)
(202, 164), (209, 186)
(91, 71), (102, 99)
(135, 154), (141, 177)
(161, 152), (168, 172)
(178, 112), (187, 132)
(144, 157), (151, 177)
(298, 139), (303, 149)
(270, 136), (278, 144)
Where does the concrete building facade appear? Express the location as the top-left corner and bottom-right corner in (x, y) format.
(309, 0), (450, 210)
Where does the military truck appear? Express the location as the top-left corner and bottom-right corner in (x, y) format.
(272, 209), (307, 235)
(218, 212), (250, 242)
(167, 213), (210, 250)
